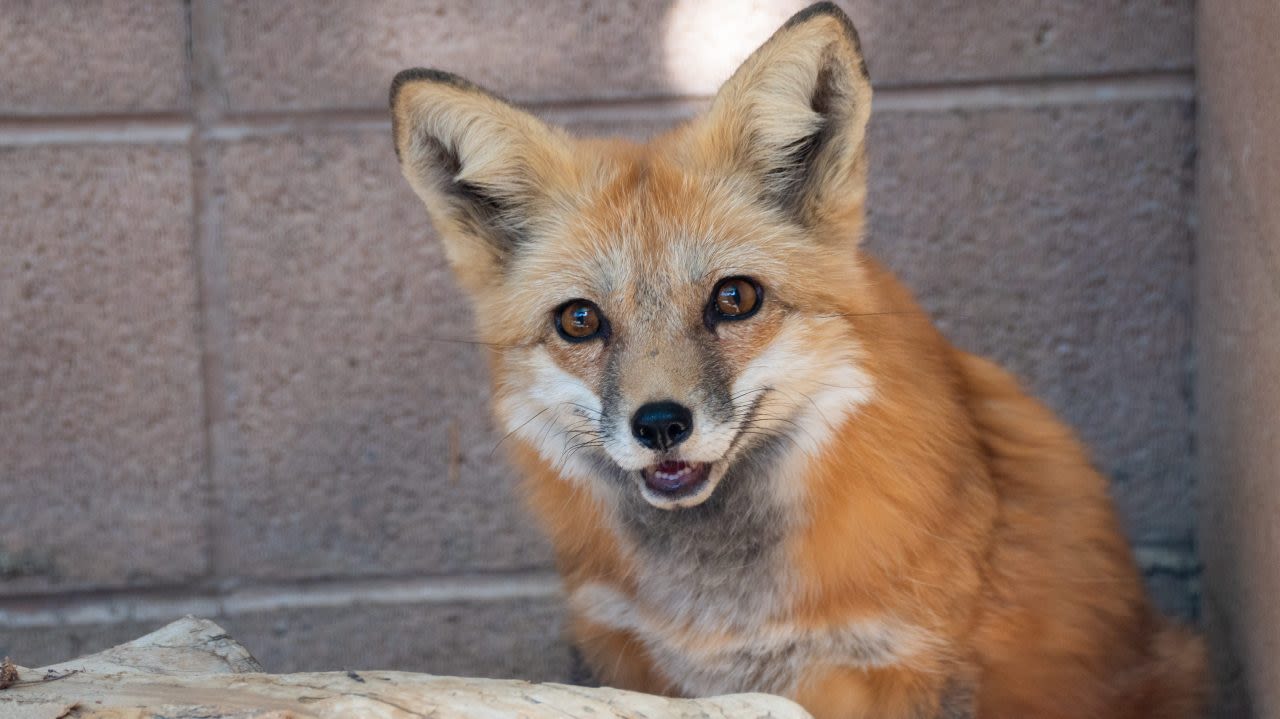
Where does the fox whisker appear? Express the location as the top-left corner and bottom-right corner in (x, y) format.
(490, 406), (552, 458)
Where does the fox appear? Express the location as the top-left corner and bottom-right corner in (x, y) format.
(388, 4), (1206, 717)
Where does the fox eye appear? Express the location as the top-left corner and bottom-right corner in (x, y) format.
(555, 300), (607, 342)
(710, 277), (762, 322)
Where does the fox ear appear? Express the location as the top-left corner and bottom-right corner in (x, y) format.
(390, 69), (575, 291)
(686, 2), (873, 228)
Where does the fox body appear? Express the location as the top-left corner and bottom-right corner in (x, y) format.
(390, 4), (1205, 717)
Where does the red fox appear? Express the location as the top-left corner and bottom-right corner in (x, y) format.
(389, 4), (1206, 717)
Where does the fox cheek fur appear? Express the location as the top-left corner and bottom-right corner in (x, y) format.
(390, 3), (1206, 718)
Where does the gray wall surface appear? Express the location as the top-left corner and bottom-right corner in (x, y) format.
(1, 0), (1200, 685)
(1197, 2), (1279, 717)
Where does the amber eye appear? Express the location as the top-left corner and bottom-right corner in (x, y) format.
(555, 300), (607, 342)
(710, 277), (762, 321)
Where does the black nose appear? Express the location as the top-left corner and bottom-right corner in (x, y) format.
(631, 401), (693, 451)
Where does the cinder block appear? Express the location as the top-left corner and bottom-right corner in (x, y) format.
(222, 596), (570, 679)
(865, 100), (1196, 545)
(217, 0), (1192, 112)
(0, 620), (148, 670)
(0, 596), (571, 682)
(0, 0), (190, 114)
(1202, 593), (1257, 719)
(213, 130), (554, 580)
(0, 144), (206, 593)
(1196, 1), (1280, 713)
(1142, 572), (1199, 624)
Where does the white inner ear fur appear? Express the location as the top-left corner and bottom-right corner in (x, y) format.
(399, 82), (567, 199)
(726, 48), (829, 160)
(668, 16), (874, 241)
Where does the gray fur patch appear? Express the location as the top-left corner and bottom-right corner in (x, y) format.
(589, 429), (799, 631)
(935, 676), (978, 719)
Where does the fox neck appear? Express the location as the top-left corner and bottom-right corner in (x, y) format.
(597, 430), (805, 630)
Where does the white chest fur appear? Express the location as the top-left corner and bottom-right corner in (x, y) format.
(570, 581), (933, 697)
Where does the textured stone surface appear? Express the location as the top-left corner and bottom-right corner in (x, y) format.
(213, 130), (553, 579)
(217, 0), (1192, 112)
(1196, 1), (1280, 716)
(0, 620), (147, 671)
(0, 597), (571, 682)
(865, 101), (1196, 545)
(1203, 594), (1256, 719)
(0, 0), (190, 115)
(221, 597), (570, 679)
(0, 144), (206, 593)
(1142, 571), (1199, 624)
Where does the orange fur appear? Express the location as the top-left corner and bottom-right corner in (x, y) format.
(391, 4), (1205, 717)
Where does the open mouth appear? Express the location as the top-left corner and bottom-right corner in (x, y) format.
(641, 460), (711, 499)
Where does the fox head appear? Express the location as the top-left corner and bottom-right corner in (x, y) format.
(392, 4), (878, 512)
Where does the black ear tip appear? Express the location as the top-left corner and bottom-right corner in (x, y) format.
(389, 67), (477, 108)
(389, 68), (490, 161)
(784, 1), (857, 35)
(782, 3), (868, 80)
(784, 2), (846, 27)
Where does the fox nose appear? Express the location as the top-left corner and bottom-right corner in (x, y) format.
(631, 401), (693, 451)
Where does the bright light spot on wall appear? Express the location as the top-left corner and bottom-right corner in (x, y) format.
(661, 0), (805, 96)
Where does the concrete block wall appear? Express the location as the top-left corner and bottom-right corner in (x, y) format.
(1196, 2), (1279, 717)
(1, 0), (1199, 683)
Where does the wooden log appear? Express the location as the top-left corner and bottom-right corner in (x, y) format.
(0, 617), (811, 719)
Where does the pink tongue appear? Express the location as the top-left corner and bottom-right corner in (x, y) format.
(646, 461), (697, 493)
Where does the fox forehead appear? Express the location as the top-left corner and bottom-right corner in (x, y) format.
(494, 153), (840, 336)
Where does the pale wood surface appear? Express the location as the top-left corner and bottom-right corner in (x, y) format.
(0, 617), (810, 719)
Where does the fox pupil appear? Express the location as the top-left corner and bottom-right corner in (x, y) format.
(712, 277), (761, 320)
(556, 300), (603, 342)
(720, 286), (743, 312)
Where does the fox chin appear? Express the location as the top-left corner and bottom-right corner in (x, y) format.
(388, 3), (1206, 718)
